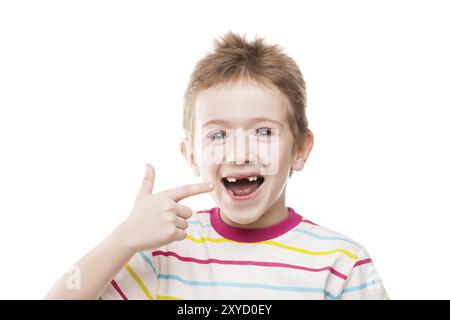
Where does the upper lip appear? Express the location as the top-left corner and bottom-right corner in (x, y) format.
(221, 172), (264, 179)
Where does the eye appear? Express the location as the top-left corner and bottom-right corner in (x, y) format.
(207, 130), (227, 141)
(256, 127), (273, 137)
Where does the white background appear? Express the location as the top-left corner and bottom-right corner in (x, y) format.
(1, 0), (449, 299)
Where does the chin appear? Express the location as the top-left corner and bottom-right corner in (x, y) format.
(220, 202), (266, 225)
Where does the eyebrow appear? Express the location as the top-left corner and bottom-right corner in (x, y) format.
(202, 117), (282, 127)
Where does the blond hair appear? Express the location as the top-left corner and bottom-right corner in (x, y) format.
(183, 31), (310, 152)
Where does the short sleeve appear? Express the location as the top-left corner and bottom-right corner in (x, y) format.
(98, 250), (159, 300)
(336, 246), (389, 300)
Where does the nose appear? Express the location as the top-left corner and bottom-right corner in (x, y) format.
(224, 129), (257, 165)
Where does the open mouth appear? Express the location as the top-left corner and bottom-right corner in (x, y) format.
(221, 175), (265, 200)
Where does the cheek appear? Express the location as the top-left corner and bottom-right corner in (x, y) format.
(258, 137), (293, 176)
(197, 142), (226, 167)
(277, 136), (295, 164)
(198, 163), (220, 180)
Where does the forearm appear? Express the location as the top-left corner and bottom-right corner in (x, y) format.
(44, 164), (209, 299)
(44, 225), (135, 300)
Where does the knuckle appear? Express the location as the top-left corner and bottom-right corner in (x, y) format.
(165, 202), (176, 212)
(179, 221), (188, 230)
(167, 224), (178, 236)
(177, 230), (187, 240)
(164, 211), (176, 222)
(160, 198), (175, 212)
(179, 205), (193, 217)
(179, 204), (191, 213)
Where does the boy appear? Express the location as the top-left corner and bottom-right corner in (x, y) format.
(46, 32), (389, 300)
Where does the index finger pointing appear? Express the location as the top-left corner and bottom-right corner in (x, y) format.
(163, 182), (214, 202)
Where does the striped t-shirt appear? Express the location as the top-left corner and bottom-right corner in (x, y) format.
(99, 207), (389, 300)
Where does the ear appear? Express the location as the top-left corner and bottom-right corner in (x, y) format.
(180, 138), (200, 177)
(291, 130), (314, 172)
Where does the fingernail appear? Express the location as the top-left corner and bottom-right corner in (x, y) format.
(207, 183), (213, 189)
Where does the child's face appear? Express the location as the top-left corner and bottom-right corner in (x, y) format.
(181, 79), (313, 226)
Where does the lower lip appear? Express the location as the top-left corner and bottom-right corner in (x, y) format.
(222, 179), (265, 201)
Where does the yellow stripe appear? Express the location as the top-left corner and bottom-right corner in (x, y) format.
(187, 235), (230, 244)
(261, 240), (357, 260)
(125, 264), (153, 299)
(157, 295), (184, 300)
(186, 235), (357, 260)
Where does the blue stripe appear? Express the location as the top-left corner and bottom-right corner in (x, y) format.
(188, 220), (212, 228)
(158, 273), (337, 299)
(335, 279), (382, 299)
(138, 252), (337, 299)
(291, 228), (362, 247)
(138, 251), (157, 274)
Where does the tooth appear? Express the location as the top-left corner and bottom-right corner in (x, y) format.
(226, 177), (237, 183)
(248, 176), (257, 181)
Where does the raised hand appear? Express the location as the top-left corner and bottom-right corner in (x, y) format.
(113, 163), (213, 253)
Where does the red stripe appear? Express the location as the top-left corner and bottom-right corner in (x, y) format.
(354, 258), (372, 268)
(302, 219), (318, 226)
(111, 279), (128, 300)
(152, 250), (348, 280)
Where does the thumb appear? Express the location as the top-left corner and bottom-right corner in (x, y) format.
(136, 163), (155, 198)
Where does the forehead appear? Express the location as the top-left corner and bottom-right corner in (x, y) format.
(194, 80), (289, 126)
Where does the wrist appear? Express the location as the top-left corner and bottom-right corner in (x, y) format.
(105, 222), (137, 258)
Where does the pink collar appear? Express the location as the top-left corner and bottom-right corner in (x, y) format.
(209, 206), (302, 242)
